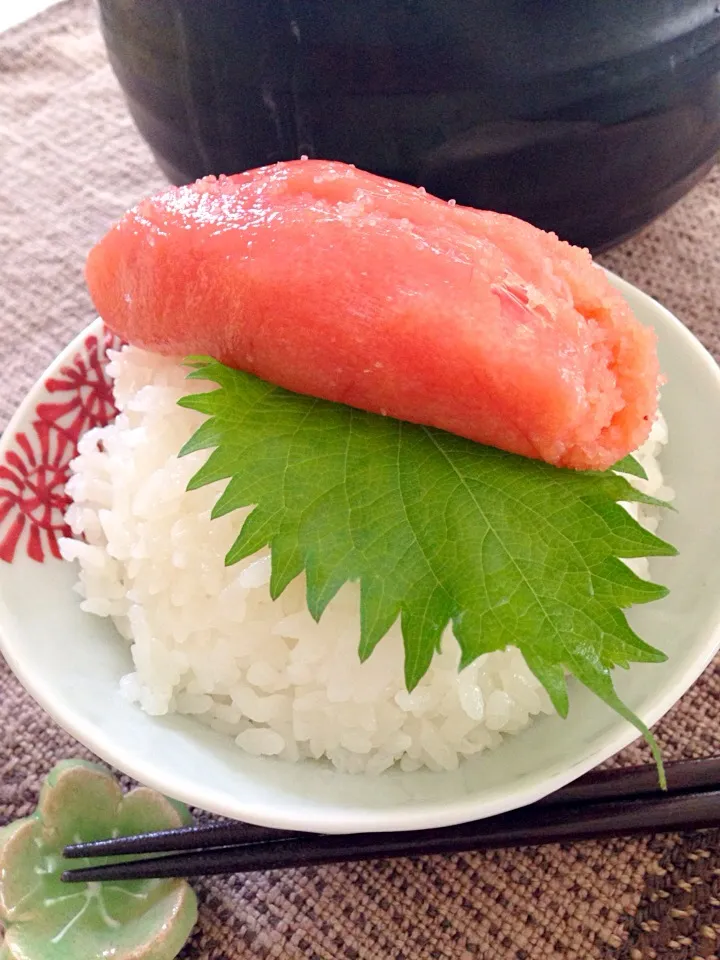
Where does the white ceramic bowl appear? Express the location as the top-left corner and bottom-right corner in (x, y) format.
(1, 274), (719, 834)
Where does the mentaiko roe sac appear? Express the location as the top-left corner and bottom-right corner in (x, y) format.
(86, 159), (659, 470)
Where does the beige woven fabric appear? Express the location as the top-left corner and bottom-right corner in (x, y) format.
(1, 3), (719, 958)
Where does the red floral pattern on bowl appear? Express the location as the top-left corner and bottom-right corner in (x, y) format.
(0, 329), (121, 564)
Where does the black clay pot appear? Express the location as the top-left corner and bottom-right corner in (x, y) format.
(99, 0), (720, 250)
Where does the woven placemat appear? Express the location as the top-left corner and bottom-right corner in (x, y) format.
(1, 3), (719, 957)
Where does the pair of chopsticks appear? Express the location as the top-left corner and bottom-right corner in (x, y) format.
(61, 757), (720, 883)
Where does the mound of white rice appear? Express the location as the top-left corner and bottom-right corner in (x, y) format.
(59, 346), (670, 774)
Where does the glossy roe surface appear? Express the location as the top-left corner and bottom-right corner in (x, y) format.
(86, 159), (659, 469)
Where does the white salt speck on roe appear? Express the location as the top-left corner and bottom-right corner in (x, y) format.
(59, 346), (670, 774)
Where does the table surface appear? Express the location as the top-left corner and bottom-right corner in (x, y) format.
(1, 2), (720, 959)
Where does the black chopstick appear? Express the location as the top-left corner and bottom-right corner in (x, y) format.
(63, 755), (720, 862)
(64, 821), (304, 859)
(62, 788), (720, 883)
(541, 756), (720, 804)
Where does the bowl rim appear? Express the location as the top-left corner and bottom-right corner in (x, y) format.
(1, 271), (720, 833)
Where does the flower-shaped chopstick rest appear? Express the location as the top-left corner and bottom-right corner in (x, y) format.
(0, 760), (197, 960)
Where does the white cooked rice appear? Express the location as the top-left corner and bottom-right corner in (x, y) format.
(59, 346), (671, 774)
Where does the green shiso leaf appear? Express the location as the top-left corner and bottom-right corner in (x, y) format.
(179, 359), (676, 784)
(613, 453), (648, 480)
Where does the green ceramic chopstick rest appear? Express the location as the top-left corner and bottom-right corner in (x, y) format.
(0, 759), (197, 960)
